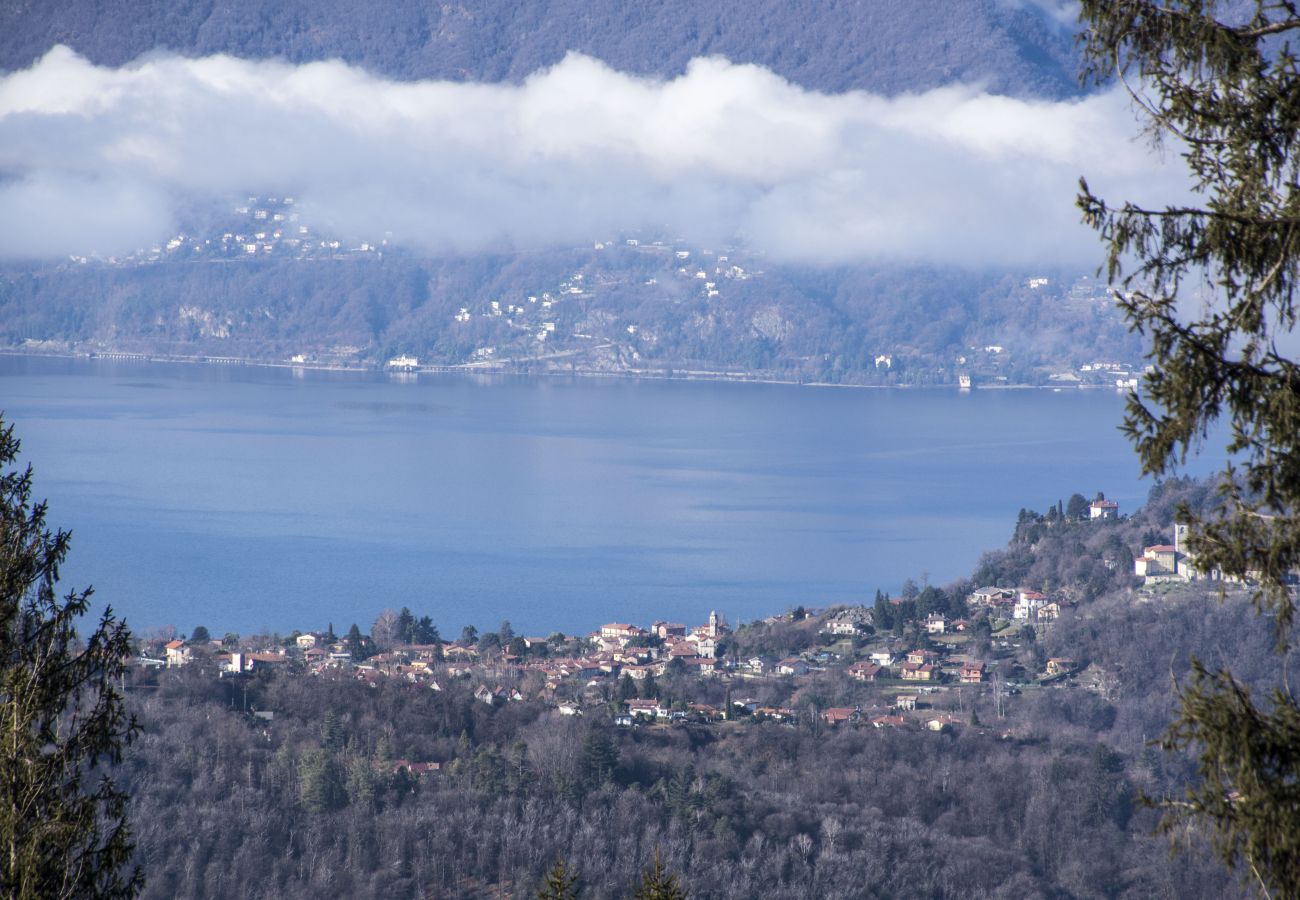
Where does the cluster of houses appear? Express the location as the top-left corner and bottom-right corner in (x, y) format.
(446, 241), (754, 360)
(87, 197), (387, 268)
(144, 587), (1093, 737)
(149, 610), (734, 687)
(966, 586), (1062, 624)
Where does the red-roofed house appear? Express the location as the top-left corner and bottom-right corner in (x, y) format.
(1046, 658), (1077, 677)
(847, 661), (882, 682)
(164, 640), (189, 668)
(1135, 545), (1184, 581)
(900, 662), (937, 682)
(682, 657), (717, 676)
(821, 707), (860, 726)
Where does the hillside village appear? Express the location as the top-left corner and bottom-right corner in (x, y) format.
(105, 482), (1276, 899)
(9, 193), (1146, 388)
(141, 489), (1251, 747)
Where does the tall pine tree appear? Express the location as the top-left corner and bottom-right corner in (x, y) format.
(0, 417), (141, 898)
(1078, 2), (1300, 893)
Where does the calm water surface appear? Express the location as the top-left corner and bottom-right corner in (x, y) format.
(0, 357), (1219, 636)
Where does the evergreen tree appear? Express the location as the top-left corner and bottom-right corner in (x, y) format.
(189, 624), (210, 644)
(537, 857), (580, 900)
(414, 615), (440, 648)
(632, 851), (687, 900)
(1066, 493), (1090, 521)
(580, 730), (618, 787)
(395, 606), (416, 645)
(345, 755), (378, 810)
(872, 591), (895, 631)
(0, 419), (142, 898)
(298, 748), (346, 812)
(1078, 2), (1300, 892)
(344, 623), (365, 661)
(320, 709), (344, 751)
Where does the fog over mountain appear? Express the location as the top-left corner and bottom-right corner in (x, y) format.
(0, 45), (1188, 266)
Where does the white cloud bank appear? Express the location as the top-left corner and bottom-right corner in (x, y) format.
(0, 45), (1188, 266)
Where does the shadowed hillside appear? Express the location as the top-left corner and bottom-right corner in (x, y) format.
(0, 0), (1081, 98)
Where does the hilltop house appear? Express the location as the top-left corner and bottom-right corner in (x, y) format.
(1089, 499), (1119, 519)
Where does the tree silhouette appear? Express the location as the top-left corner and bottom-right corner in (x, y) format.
(536, 857), (580, 899)
(632, 851), (687, 900)
(0, 417), (141, 898)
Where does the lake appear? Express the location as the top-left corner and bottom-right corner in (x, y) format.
(0, 356), (1219, 638)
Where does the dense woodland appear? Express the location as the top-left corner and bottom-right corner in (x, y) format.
(116, 478), (1281, 898)
(0, 1), (1080, 100)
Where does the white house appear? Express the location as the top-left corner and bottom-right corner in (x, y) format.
(1090, 499), (1119, 519)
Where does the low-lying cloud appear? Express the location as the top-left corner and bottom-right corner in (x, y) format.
(0, 46), (1188, 266)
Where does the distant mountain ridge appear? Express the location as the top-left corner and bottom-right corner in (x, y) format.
(0, 0), (1082, 97)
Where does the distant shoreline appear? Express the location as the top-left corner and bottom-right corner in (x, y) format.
(0, 347), (1118, 392)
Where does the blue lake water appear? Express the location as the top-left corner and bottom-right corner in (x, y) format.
(0, 357), (1222, 638)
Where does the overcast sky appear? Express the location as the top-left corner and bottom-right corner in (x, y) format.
(0, 45), (1190, 266)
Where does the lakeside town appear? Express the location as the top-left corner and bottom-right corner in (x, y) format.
(140, 496), (1242, 747)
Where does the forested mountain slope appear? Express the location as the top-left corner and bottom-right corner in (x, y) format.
(0, 248), (1141, 385)
(0, 0), (1080, 98)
